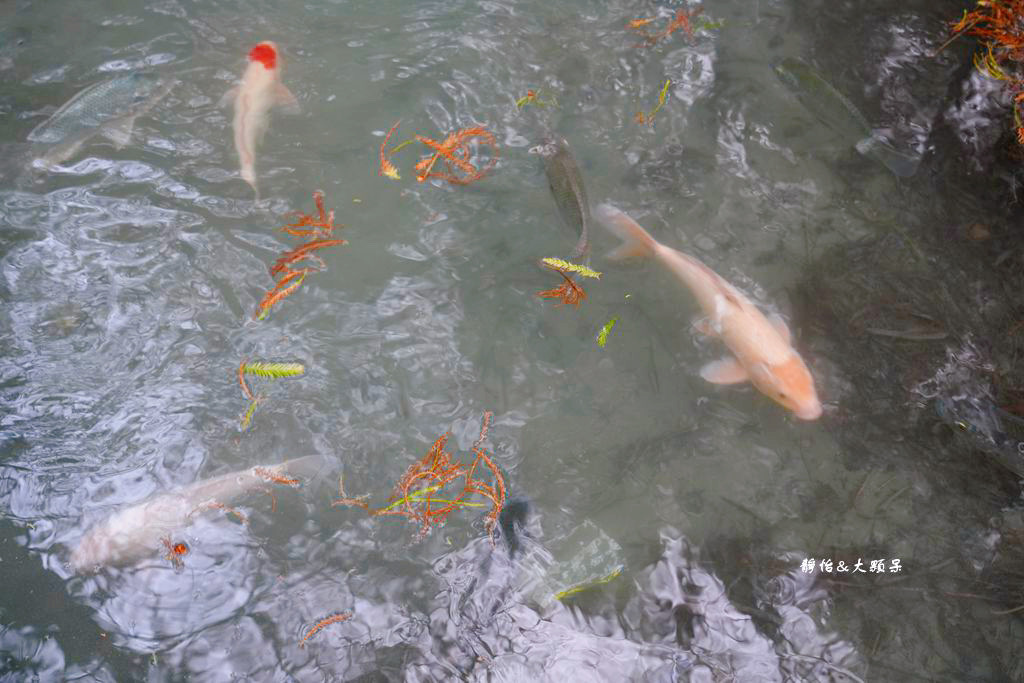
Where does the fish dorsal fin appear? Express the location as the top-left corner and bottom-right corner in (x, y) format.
(274, 84), (300, 115)
(692, 316), (717, 337)
(100, 116), (135, 149)
(768, 313), (791, 343)
(218, 85), (239, 109)
(700, 357), (749, 385)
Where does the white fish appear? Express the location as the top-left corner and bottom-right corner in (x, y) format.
(595, 204), (822, 420)
(70, 455), (325, 573)
(28, 72), (174, 170)
(221, 41), (299, 199)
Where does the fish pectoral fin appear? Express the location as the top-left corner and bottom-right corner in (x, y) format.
(274, 84), (301, 115)
(101, 117), (135, 149)
(768, 313), (791, 343)
(700, 357), (750, 385)
(219, 86), (239, 109)
(692, 317), (717, 337)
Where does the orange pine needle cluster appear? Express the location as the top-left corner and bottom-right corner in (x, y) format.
(414, 127), (500, 185)
(376, 122), (500, 186)
(379, 119), (403, 180)
(161, 536), (189, 570)
(254, 467), (301, 487)
(950, 1), (1024, 144)
(333, 412), (506, 543)
(299, 612), (352, 648)
(630, 6), (702, 47)
(537, 270), (587, 308)
(255, 191), (346, 321)
(238, 359), (254, 401)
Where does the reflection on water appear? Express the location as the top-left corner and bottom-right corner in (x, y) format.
(1, 0), (1023, 680)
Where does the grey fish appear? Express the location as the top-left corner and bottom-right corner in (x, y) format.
(70, 455), (326, 573)
(28, 72), (174, 168)
(537, 136), (591, 260)
(936, 395), (1024, 477)
(773, 57), (919, 177)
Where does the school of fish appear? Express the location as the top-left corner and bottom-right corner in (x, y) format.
(23, 38), (851, 573)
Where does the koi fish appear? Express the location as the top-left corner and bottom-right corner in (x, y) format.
(536, 136), (591, 261)
(221, 41), (299, 198)
(28, 73), (174, 169)
(595, 204), (822, 420)
(70, 455), (325, 573)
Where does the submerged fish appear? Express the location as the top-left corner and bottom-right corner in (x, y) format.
(936, 395), (1024, 477)
(595, 204), (822, 420)
(28, 72), (174, 169)
(221, 41), (299, 199)
(70, 455), (325, 573)
(772, 57), (918, 177)
(536, 136), (590, 260)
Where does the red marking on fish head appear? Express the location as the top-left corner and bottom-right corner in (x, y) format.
(248, 42), (278, 70)
(759, 355), (822, 420)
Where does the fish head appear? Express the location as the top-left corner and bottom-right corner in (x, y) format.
(528, 136), (565, 159)
(127, 73), (171, 104)
(771, 57), (809, 91)
(248, 41), (280, 71)
(753, 355), (822, 420)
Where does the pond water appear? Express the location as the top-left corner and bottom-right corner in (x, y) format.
(2, 0), (1024, 680)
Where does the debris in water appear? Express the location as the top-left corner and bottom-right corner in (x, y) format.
(161, 536), (189, 570)
(537, 270), (587, 308)
(256, 191), (346, 321)
(379, 119), (403, 180)
(333, 412), (506, 544)
(597, 318), (618, 347)
(299, 612), (352, 648)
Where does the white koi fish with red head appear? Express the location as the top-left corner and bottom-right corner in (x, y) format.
(221, 41), (299, 198)
(595, 204), (822, 420)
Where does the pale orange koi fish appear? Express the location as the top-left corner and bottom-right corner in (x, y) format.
(595, 204), (822, 420)
(221, 41), (299, 199)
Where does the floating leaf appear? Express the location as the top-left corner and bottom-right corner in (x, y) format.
(541, 257), (602, 279)
(597, 318), (618, 348)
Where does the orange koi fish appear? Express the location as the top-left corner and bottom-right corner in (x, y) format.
(221, 41), (299, 198)
(595, 204), (822, 420)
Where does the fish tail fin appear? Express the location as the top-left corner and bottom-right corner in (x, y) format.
(278, 455), (331, 483)
(242, 168), (260, 200)
(594, 203), (658, 262)
(856, 135), (920, 178)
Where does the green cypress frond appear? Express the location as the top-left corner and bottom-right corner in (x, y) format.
(597, 318), (618, 347)
(242, 362), (306, 379)
(541, 258), (602, 279)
